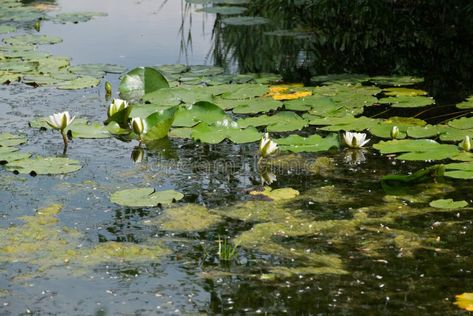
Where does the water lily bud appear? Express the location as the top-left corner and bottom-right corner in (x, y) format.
(105, 81), (112, 96)
(343, 131), (370, 148)
(259, 133), (278, 158)
(34, 20), (41, 32)
(390, 126), (400, 139)
(47, 111), (75, 131)
(107, 99), (128, 118)
(131, 117), (145, 136)
(461, 135), (471, 152)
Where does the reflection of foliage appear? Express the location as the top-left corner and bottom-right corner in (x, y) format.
(212, 0), (473, 98)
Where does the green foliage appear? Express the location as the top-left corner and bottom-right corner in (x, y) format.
(119, 67), (169, 101)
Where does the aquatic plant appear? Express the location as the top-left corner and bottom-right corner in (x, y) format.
(217, 237), (239, 262)
(131, 117), (145, 143)
(259, 132), (278, 158)
(47, 111), (75, 151)
(390, 125), (400, 139)
(460, 135), (471, 152)
(342, 131), (370, 148)
(107, 99), (129, 118)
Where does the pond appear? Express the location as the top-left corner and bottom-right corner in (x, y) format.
(2, 0), (473, 315)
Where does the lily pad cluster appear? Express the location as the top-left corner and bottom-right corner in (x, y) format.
(0, 132), (81, 176)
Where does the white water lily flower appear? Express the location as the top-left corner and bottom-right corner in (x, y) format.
(343, 131), (370, 148)
(260, 170), (277, 185)
(107, 99), (129, 117)
(131, 117), (145, 136)
(47, 111), (75, 131)
(259, 132), (278, 158)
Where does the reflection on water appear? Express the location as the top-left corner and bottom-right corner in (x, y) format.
(40, 0), (215, 67)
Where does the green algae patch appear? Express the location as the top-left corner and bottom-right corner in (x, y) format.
(262, 266), (349, 280)
(250, 186), (299, 201)
(145, 204), (223, 232)
(214, 200), (295, 222)
(0, 205), (169, 279)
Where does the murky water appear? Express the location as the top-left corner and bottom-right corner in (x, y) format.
(1, 1), (473, 315)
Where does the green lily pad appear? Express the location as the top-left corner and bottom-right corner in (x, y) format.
(173, 101), (227, 127)
(0, 25), (16, 34)
(277, 133), (339, 153)
(369, 75), (424, 86)
(378, 95), (435, 108)
(447, 117), (473, 130)
(69, 63), (126, 78)
(192, 119), (261, 144)
(3, 34), (63, 46)
(197, 6), (247, 14)
(0, 133), (26, 147)
(119, 67), (169, 101)
(110, 188), (184, 207)
(383, 87), (428, 96)
(68, 121), (111, 139)
(6, 157), (82, 175)
(56, 76), (100, 90)
(284, 95), (336, 112)
(307, 115), (379, 132)
(222, 16), (270, 26)
(0, 59), (36, 73)
(51, 11), (107, 24)
(0, 147), (31, 163)
(238, 111), (308, 132)
(456, 96), (473, 109)
(140, 106), (178, 141)
(407, 124), (447, 138)
(35, 56), (71, 74)
(311, 73), (370, 85)
(232, 98), (282, 114)
(444, 162), (473, 179)
(221, 83), (268, 100)
(168, 127), (192, 139)
(439, 127), (473, 142)
(154, 64), (189, 74)
(429, 199), (468, 209)
(373, 139), (460, 161)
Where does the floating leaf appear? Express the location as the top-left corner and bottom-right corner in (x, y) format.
(3, 34), (62, 45)
(6, 157), (81, 175)
(407, 124), (447, 138)
(173, 101), (227, 127)
(369, 75), (424, 86)
(143, 106), (178, 141)
(444, 162), (473, 179)
(277, 133), (339, 153)
(221, 83), (268, 99)
(192, 119), (261, 144)
(68, 121), (111, 139)
(56, 76), (100, 90)
(0, 133), (26, 147)
(383, 87), (428, 96)
(250, 187), (299, 201)
(0, 147), (31, 163)
(110, 188), (183, 207)
(429, 199), (468, 209)
(51, 11), (107, 24)
(0, 25), (15, 34)
(308, 115), (379, 132)
(238, 111), (307, 132)
(119, 67), (169, 101)
(378, 95), (434, 108)
(232, 98), (282, 114)
(447, 117), (473, 130)
(373, 139), (459, 161)
(284, 95), (336, 112)
(311, 73), (370, 85)
(456, 96), (473, 109)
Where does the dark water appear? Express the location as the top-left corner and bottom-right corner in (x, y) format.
(1, 1), (473, 315)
